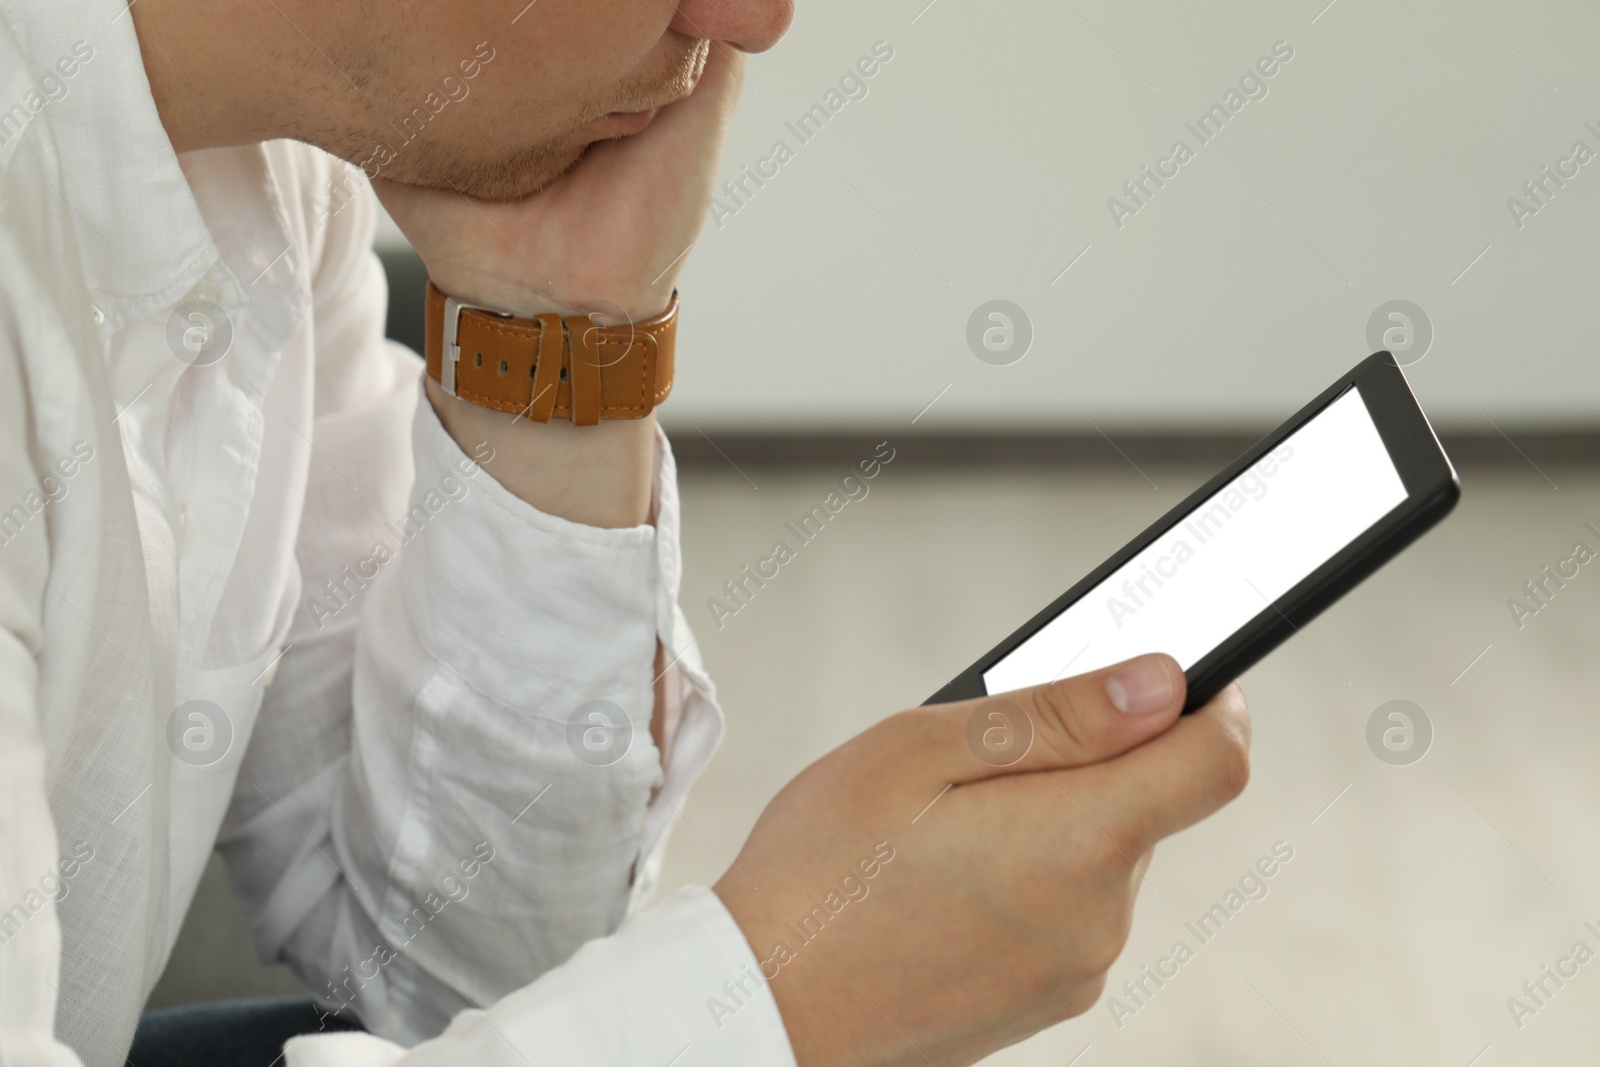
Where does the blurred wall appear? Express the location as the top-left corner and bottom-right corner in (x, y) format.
(380, 0), (1600, 433)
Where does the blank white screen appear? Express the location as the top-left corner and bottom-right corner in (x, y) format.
(982, 389), (1408, 694)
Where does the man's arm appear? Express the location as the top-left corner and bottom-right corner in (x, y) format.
(274, 659), (1249, 1067)
(385, 41), (752, 794)
(422, 384), (656, 530)
(214, 131), (733, 1043)
(375, 43), (752, 479)
(217, 45), (766, 1054)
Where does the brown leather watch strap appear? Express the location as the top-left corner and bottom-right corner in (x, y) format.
(424, 282), (676, 425)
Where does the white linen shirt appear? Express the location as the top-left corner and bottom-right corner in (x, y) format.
(0, 1), (796, 1065)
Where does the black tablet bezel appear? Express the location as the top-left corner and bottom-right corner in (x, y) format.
(924, 351), (1460, 712)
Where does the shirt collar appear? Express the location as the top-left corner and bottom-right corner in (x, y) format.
(6, 0), (238, 333)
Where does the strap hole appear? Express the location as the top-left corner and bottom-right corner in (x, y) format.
(499, 360), (508, 375)
(560, 367), (568, 381)
(530, 363), (537, 378)
(474, 352), (482, 367)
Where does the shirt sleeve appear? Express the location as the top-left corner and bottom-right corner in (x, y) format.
(0, 165), (90, 1067)
(214, 148), (796, 1067)
(284, 886), (796, 1067)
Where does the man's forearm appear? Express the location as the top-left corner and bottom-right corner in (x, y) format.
(424, 375), (657, 530)
(425, 374), (672, 763)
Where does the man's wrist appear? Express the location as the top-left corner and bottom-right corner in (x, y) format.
(423, 278), (677, 426)
(424, 375), (658, 528)
(426, 269), (672, 325)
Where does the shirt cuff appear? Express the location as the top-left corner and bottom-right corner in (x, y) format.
(399, 381), (660, 708)
(285, 885), (798, 1067)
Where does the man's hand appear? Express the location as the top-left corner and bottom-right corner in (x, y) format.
(715, 654), (1251, 1067)
(374, 43), (745, 321)
(378, 42), (744, 529)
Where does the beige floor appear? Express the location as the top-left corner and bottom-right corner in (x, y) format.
(153, 460), (1600, 1066)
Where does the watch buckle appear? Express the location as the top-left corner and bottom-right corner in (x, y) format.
(441, 296), (513, 397)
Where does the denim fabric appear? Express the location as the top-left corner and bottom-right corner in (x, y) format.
(127, 997), (362, 1067)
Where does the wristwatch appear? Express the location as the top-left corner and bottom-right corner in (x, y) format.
(424, 282), (677, 425)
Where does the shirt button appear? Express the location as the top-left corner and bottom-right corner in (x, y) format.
(90, 305), (104, 326)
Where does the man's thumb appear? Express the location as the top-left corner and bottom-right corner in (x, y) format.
(924, 653), (1186, 785)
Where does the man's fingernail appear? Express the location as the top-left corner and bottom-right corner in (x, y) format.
(1105, 655), (1176, 715)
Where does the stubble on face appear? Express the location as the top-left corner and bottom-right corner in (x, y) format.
(377, 34), (711, 202)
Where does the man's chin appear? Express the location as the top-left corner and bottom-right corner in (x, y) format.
(395, 139), (592, 203)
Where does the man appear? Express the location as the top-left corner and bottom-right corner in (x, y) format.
(0, 0), (1251, 1063)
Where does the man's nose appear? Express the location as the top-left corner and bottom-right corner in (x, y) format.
(670, 0), (794, 54)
